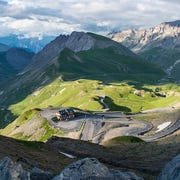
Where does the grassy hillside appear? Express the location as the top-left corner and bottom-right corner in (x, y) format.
(0, 33), (179, 142)
(139, 47), (180, 81)
(58, 47), (164, 83)
(0, 109), (65, 141)
(0, 46), (165, 108)
(7, 79), (180, 117)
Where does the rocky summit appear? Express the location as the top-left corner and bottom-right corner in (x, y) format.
(26, 31), (134, 72)
(108, 20), (180, 53)
(157, 154), (180, 180)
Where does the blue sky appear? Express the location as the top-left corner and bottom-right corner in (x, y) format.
(1, 0), (180, 38)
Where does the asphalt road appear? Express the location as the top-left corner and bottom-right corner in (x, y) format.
(142, 117), (180, 141)
(40, 107), (180, 143)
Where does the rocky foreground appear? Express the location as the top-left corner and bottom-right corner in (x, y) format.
(0, 155), (179, 180)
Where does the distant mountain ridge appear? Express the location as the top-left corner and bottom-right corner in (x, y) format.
(108, 20), (180, 82)
(108, 20), (180, 53)
(0, 34), (55, 53)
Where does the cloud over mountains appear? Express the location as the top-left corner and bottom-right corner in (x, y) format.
(1, 0), (180, 37)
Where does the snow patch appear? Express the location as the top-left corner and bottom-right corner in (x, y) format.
(166, 59), (180, 75)
(156, 122), (171, 132)
(59, 151), (76, 159)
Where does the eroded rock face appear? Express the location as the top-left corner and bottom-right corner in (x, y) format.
(53, 158), (143, 180)
(0, 156), (30, 180)
(157, 154), (180, 180)
(108, 20), (180, 53)
(0, 156), (144, 180)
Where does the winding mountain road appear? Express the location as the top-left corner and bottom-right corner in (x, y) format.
(40, 107), (180, 143)
(142, 117), (180, 141)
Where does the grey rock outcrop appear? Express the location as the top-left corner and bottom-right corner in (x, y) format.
(53, 157), (143, 180)
(157, 154), (180, 180)
(30, 167), (53, 180)
(0, 156), (30, 180)
(108, 20), (180, 53)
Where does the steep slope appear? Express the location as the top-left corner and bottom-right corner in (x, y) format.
(0, 31), (165, 107)
(0, 135), (73, 174)
(108, 20), (180, 81)
(0, 109), (65, 141)
(25, 32), (135, 71)
(0, 52), (16, 83)
(5, 48), (34, 71)
(0, 48), (34, 84)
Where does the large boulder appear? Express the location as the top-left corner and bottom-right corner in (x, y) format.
(0, 156), (30, 180)
(53, 157), (143, 180)
(157, 154), (180, 180)
(30, 167), (53, 180)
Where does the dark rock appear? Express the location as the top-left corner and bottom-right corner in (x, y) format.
(110, 169), (143, 180)
(0, 156), (30, 180)
(157, 154), (180, 180)
(53, 157), (143, 180)
(30, 167), (53, 180)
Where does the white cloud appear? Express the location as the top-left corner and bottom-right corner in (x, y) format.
(0, 0), (180, 37)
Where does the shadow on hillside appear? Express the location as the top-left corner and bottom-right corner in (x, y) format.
(103, 96), (131, 112)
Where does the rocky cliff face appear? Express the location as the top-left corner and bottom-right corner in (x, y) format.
(108, 20), (180, 53)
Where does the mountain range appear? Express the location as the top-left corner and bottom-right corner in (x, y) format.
(0, 21), (179, 180)
(0, 31), (164, 107)
(108, 20), (180, 82)
(0, 34), (55, 53)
